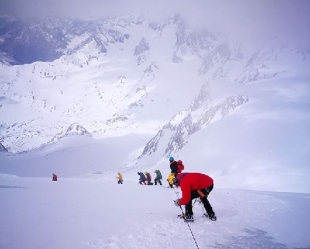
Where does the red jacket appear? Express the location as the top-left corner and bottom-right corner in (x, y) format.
(177, 173), (213, 205)
(52, 174), (57, 181)
(146, 173), (151, 181)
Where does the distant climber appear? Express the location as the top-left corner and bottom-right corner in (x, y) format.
(168, 156), (178, 188)
(52, 173), (57, 181)
(144, 171), (153, 185)
(169, 156), (178, 175)
(154, 170), (162, 185)
(137, 172), (146, 185)
(116, 172), (123, 184)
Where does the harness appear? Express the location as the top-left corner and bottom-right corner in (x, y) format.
(197, 185), (213, 198)
(197, 189), (206, 198)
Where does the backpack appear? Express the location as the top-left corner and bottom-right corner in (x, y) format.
(156, 170), (162, 179)
(177, 160), (184, 173)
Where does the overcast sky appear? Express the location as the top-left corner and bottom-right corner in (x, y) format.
(0, 0), (309, 45)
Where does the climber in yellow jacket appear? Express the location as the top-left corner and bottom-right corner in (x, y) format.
(116, 172), (123, 184)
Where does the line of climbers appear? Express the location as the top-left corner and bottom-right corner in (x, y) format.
(136, 158), (184, 186)
(116, 156), (216, 221)
(137, 170), (162, 185)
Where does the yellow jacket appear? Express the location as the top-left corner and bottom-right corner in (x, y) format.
(117, 173), (123, 181)
(167, 173), (175, 184)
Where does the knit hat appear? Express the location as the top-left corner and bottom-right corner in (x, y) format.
(169, 156), (174, 162)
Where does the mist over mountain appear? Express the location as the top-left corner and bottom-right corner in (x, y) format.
(0, 9), (309, 193)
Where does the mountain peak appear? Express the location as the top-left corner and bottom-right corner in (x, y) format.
(50, 123), (92, 143)
(66, 123), (91, 136)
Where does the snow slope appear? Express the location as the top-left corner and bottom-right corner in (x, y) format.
(0, 176), (309, 249)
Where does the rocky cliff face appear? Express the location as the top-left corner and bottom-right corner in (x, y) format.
(139, 83), (249, 159)
(0, 15), (137, 65)
(50, 123), (92, 143)
(0, 142), (8, 152)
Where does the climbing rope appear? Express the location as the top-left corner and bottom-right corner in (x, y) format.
(173, 187), (201, 249)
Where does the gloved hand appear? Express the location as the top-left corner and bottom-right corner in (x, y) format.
(173, 199), (180, 207)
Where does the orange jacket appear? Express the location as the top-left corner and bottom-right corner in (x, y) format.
(117, 173), (123, 181)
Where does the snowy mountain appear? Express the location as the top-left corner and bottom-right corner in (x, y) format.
(0, 13), (310, 193)
(0, 142), (8, 152)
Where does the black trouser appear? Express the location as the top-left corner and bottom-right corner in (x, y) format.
(154, 178), (162, 185)
(185, 184), (214, 216)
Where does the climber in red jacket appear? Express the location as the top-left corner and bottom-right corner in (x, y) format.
(168, 172), (216, 221)
(52, 173), (57, 181)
